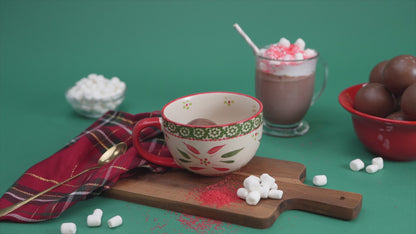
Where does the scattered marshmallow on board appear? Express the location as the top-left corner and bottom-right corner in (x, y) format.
(237, 173), (283, 205)
(268, 189), (283, 199)
(246, 191), (261, 205)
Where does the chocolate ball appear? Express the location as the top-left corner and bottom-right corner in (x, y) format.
(401, 83), (416, 120)
(383, 55), (416, 96)
(187, 118), (217, 126)
(354, 83), (396, 117)
(386, 111), (409, 121)
(369, 60), (388, 83)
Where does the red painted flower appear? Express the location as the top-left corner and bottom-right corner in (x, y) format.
(200, 158), (210, 166)
(178, 142), (244, 172)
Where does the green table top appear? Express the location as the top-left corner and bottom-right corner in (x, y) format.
(1, 0), (415, 233)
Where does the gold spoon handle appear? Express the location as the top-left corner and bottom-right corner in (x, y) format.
(0, 166), (100, 217)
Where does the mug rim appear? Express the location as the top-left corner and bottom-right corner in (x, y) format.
(161, 91), (263, 128)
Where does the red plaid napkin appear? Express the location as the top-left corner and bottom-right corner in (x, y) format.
(0, 111), (168, 222)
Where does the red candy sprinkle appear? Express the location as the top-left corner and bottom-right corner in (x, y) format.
(264, 40), (315, 61)
(176, 213), (226, 233)
(189, 175), (242, 208)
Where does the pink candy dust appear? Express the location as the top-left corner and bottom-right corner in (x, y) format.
(264, 41), (316, 60)
(189, 175), (242, 208)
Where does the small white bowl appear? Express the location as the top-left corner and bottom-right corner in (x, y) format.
(65, 88), (125, 118)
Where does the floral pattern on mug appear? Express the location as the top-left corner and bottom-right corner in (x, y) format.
(252, 131), (260, 141)
(182, 100), (192, 110)
(177, 142), (244, 172)
(163, 114), (263, 141)
(224, 97), (234, 106)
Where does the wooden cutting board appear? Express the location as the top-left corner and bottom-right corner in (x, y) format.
(104, 156), (362, 229)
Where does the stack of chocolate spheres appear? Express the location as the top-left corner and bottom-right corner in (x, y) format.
(354, 55), (416, 121)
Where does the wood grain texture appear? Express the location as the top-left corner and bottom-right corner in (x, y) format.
(104, 156), (362, 229)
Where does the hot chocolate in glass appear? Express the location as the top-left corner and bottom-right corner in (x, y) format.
(255, 38), (327, 137)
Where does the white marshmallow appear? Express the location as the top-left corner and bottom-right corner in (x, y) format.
(260, 173), (275, 185)
(87, 208), (103, 227)
(268, 189), (283, 199)
(350, 159), (365, 171)
(372, 157), (384, 170)
(91, 208), (101, 216)
(313, 175), (327, 186)
(278, 37), (290, 48)
(244, 176), (261, 192)
(270, 182), (278, 190)
(259, 185), (270, 199)
(87, 215), (101, 227)
(108, 215), (123, 228)
(304, 48), (317, 57)
(366, 165), (379, 174)
(294, 38), (306, 50)
(294, 53), (304, 60)
(61, 222), (76, 234)
(236, 187), (248, 199)
(246, 191), (261, 206)
(244, 175), (260, 183)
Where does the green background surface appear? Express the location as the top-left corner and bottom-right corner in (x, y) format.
(1, 0), (415, 233)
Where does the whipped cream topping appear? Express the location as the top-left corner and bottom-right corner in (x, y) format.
(257, 38), (318, 77)
(260, 38), (317, 61)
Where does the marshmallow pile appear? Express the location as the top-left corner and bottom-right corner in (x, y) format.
(237, 173), (283, 206)
(350, 157), (384, 174)
(66, 74), (126, 117)
(60, 208), (122, 234)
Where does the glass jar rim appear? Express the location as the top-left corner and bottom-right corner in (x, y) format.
(256, 51), (320, 62)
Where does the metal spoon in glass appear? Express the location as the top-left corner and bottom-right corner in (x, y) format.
(0, 142), (128, 217)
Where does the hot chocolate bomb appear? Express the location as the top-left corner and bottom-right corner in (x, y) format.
(383, 55), (416, 96)
(354, 54), (416, 121)
(401, 83), (416, 119)
(369, 60), (388, 84)
(354, 83), (395, 117)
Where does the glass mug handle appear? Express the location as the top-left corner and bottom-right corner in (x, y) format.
(132, 117), (181, 168)
(311, 59), (329, 105)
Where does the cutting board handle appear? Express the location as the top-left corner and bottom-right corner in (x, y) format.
(281, 181), (362, 220)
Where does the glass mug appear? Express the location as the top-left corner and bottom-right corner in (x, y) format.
(255, 51), (328, 137)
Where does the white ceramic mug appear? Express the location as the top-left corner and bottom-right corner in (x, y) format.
(132, 92), (263, 176)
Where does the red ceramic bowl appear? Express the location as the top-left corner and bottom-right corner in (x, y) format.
(339, 83), (416, 161)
